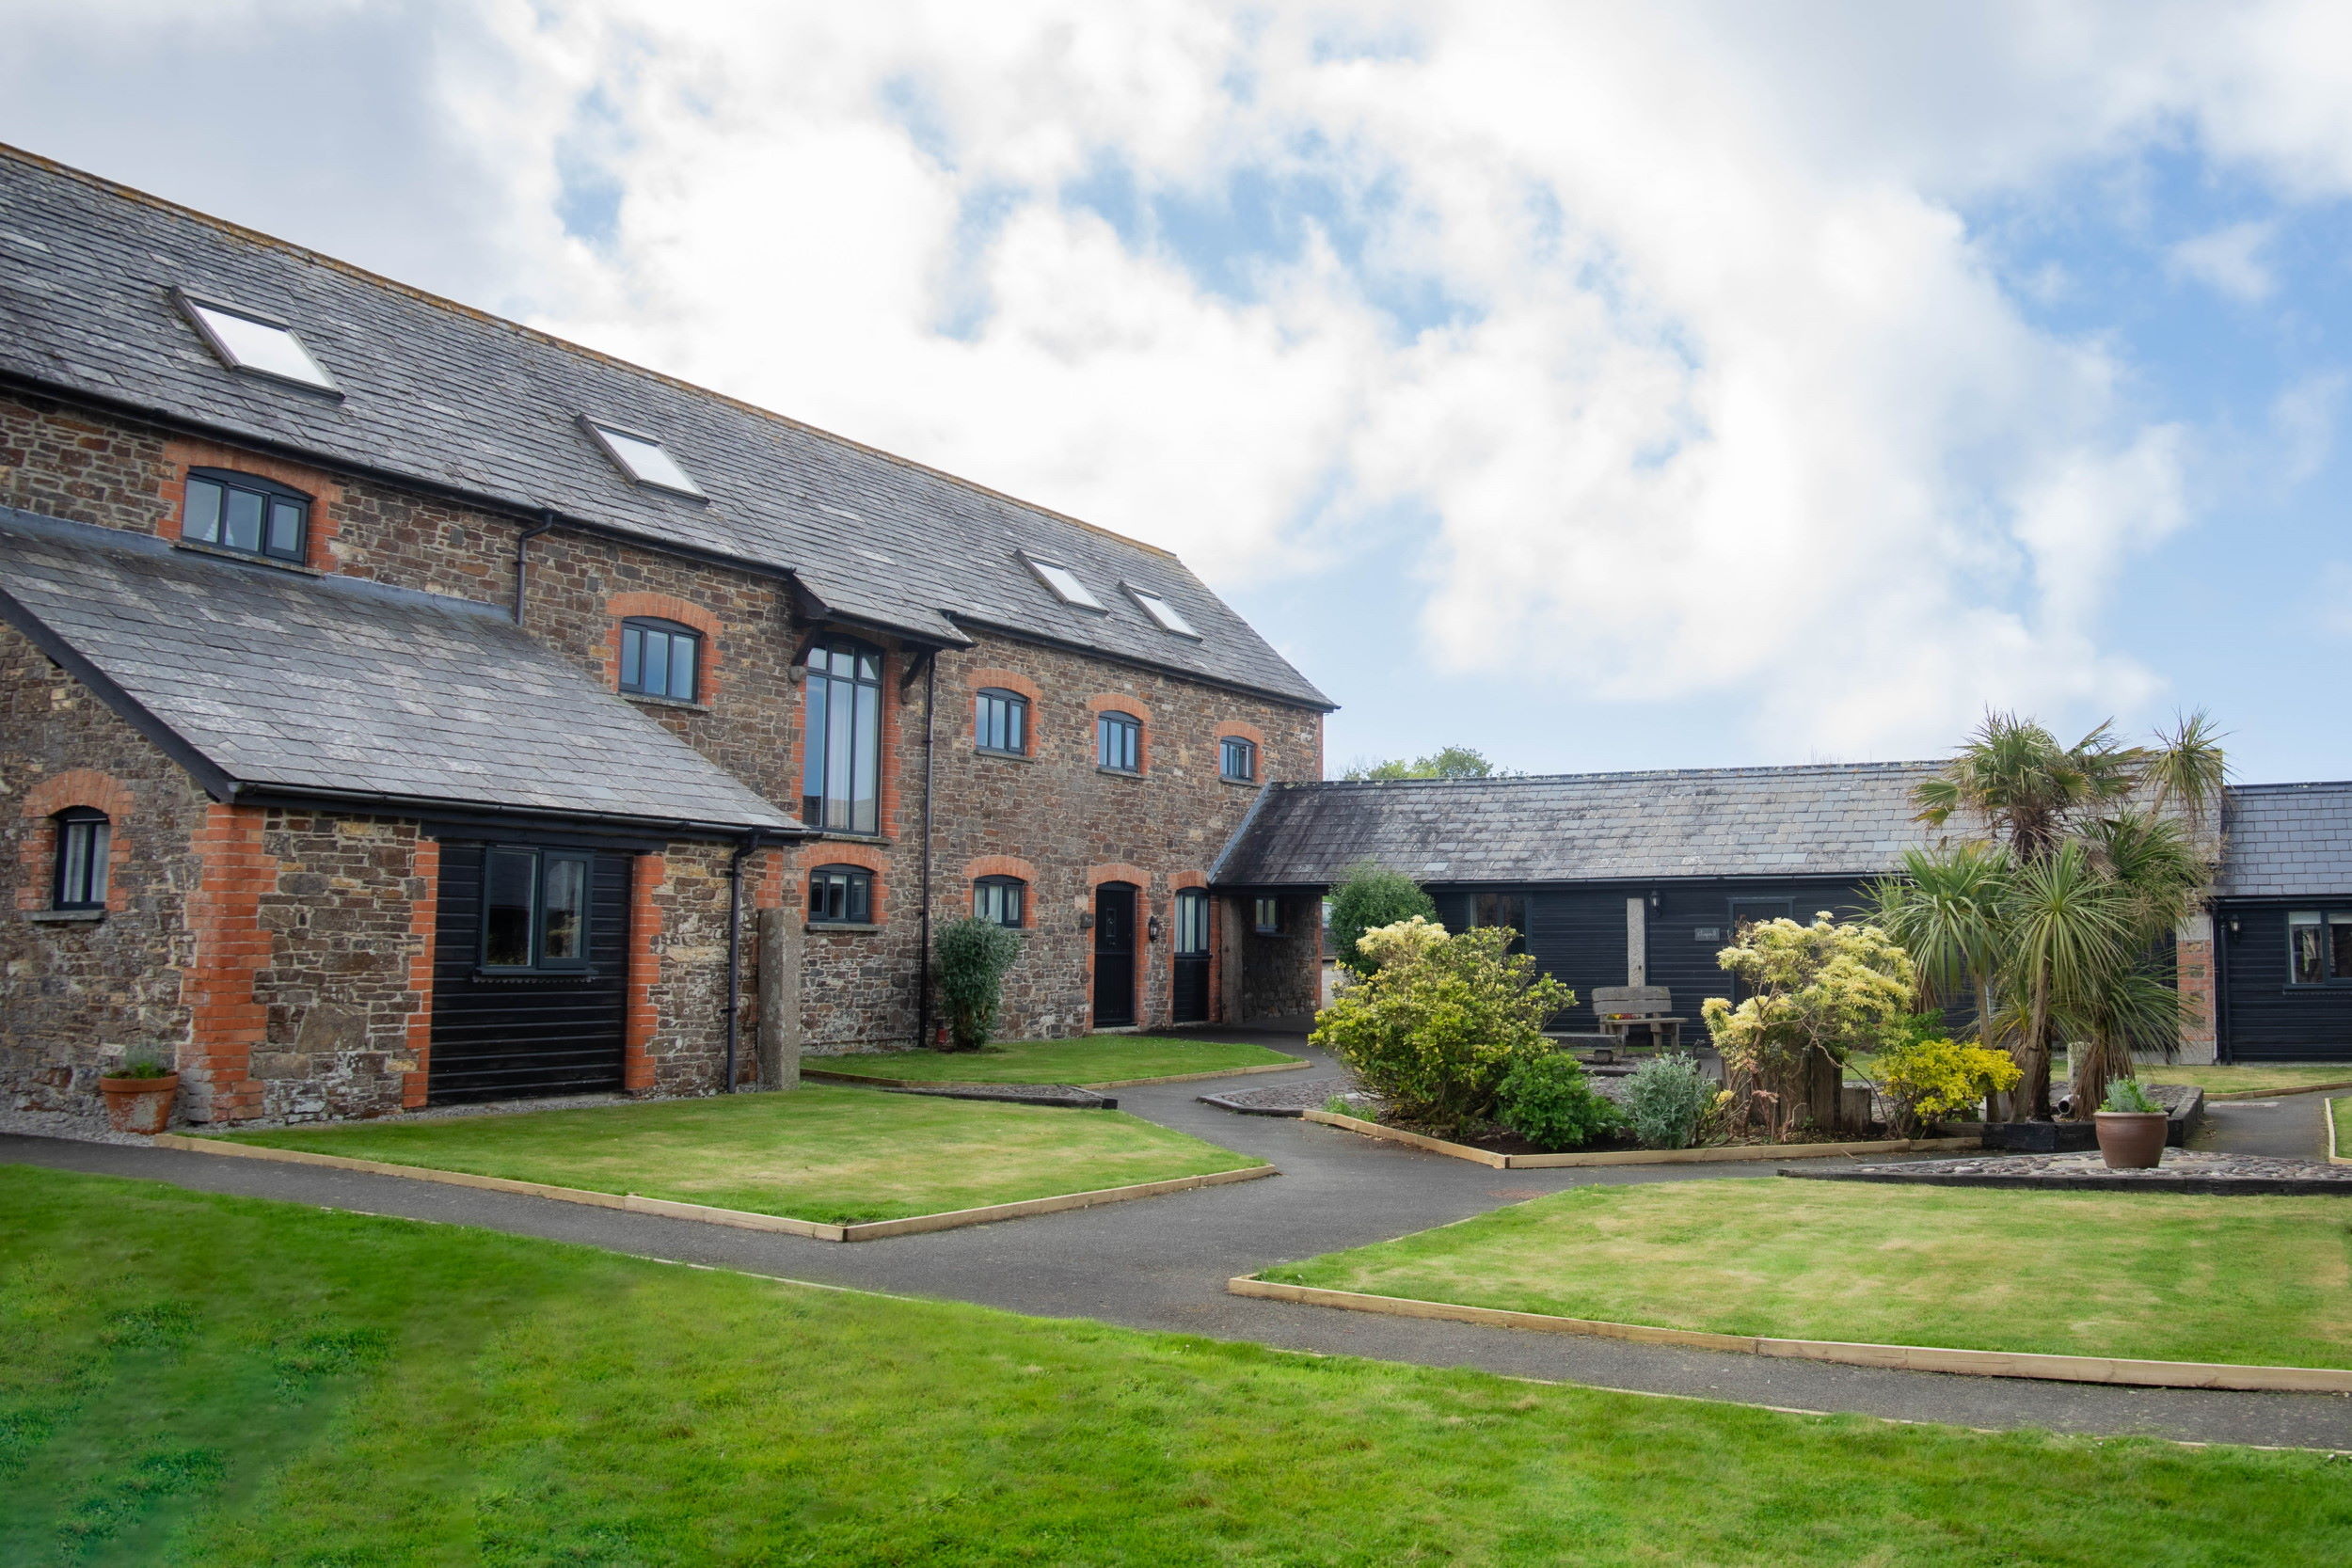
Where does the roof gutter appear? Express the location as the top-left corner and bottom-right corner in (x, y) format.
(221, 780), (806, 842)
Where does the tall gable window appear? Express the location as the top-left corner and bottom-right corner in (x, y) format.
(810, 865), (874, 926)
(176, 292), (340, 392)
(183, 469), (310, 564)
(975, 876), (1025, 928)
(582, 419), (706, 498)
(481, 847), (593, 972)
(52, 809), (109, 911)
(620, 618), (702, 703)
(1096, 710), (1142, 774)
(976, 688), (1028, 755)
(803, 636), (883, 834)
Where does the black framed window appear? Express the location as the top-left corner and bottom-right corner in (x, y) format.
(976, 689), (1028, 755)
(52, 808), (109, 911)
(1097, 710), (1142, 773)
(183, 468), (309, 564)
(1219, 736), (1257, 782)
(2284, 911), (2352, 985)
(1253, 895), (1281, 934)
(803, 637), (883, 833)
(1175, 888), (1211, 956)
(480, 847), (593, 971)
(620, 618), (702, 702)
(810, 865), (874, 926)
(1470, 891), (1528, 954)
(975, 876), (1025, 928)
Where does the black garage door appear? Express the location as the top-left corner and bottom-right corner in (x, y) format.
(427, 841), (632, 1103)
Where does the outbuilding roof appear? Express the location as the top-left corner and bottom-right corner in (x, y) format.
(0, 144), (1330, 710)
(2211, 782), (2352, 899)
(1215, 762), (1944, 887)
(0, 507), (796, 834)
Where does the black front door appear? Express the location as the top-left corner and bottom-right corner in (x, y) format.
(1172, 888), (1210, 1024)
(1093, 881), (1138, 1027)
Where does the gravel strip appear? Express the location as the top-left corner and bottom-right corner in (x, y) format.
(1199, 1076), (1359, 1117)
(1788, 1148), (2352, 1196)
(0, 1106), (151, 1147)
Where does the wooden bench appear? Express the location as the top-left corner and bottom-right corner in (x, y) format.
(1590, 986), (1686, 1053)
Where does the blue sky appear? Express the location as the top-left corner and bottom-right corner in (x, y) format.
(8, 3), (2352, 784)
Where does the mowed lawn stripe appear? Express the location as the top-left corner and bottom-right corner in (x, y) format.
(208, 1085), (1262, 1225)
(1262, 1178), (2352, 1370)
(3, 1167), (2347, 1566)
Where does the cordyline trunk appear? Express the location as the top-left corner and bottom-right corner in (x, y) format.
(2016, 974), (2055, 1120)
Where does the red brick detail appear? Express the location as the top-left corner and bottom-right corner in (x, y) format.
(1086, 693), (1152, 772)
(401, 837), (440, 1109)
(1087, 862), (1152, 890)
(182, 803), (273, 1122)
(964, 854), (1040, 926)
(603, 592), (725, 702)
(799, 840), (888, 923)
(753, 847), (791, 911)
(19, 768), (138, 911)
(2177, 934), (2217, 1060)
(1212, 721), (1266, 748)
(966, 667), (1043, 705)
(1168, 869), (1208, 892)
(159, 436), (344, 572)
(625, 855), (666, 1092)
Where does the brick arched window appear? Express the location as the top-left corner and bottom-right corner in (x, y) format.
(51, 808), (109, 910)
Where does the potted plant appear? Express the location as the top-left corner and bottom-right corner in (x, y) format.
(98, 1054), (178, 1135)
(2092, 1078), (2168, 1170)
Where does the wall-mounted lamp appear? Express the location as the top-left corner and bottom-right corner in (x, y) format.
(2227, 916), (2242, 938)
(1648, 890), (1661, 911)
(1148, 915), (1164, 942)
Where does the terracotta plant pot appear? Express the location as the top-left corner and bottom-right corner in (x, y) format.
(99, 1072), (179, 1135)
(2093, 1109), (2168, 1170)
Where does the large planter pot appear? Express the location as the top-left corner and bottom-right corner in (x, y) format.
(98, 1073), (178, 1135)
(2093, 1110), (2168, 1170)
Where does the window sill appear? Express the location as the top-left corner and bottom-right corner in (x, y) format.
(805, 831), (892, 847)
(1097, 767), (1145, 780)
(623, 691), (709, 713)
(471, 968), (601, 981)
(26, 908), (104, 924)
(977, 748), (1037, 763)
(808, 922), (883, 934)
(171, 539), (323, 575)
(1220, 774), (1259, 787)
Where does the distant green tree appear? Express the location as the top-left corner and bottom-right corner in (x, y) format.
(1327, 861), (1438, 974)
(1340, 745), (1516, 782)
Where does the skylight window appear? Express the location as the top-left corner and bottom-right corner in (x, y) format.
(1023, 555), (1105, 611)
(175, 292), (339, 392)
(1124, 584), (1200, 639)
(582, 419), (706, 498)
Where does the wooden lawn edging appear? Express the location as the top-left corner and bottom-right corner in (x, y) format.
(2330, 1097), (2349, 1166)
(1297, 1108), (1979, 1169)
(151, 1132), (1275, 1241)
(1225, 1276), (2352, 1393)
(802, 1057), (1309, 1090)
(2201, 1079), (2352, 1101)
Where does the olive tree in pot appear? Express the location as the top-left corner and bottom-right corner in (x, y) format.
(933, 917), (1025, 1052)
(2093, 1078), (2169, 1170)
(99, 1053), (178, 1135)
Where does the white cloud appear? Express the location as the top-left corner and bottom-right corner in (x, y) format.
(2168, 220), (2276, 301)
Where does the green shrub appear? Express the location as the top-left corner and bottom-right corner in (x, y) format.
(1495, 1052), (1620, 1151)
(2103, 1078), (2162, 1114)
(1622, 1054), (1715, 1149)
(1310, 919), (1574, 1135)
(1327, 862), (1438, 974)
(1871, 1037), (2022, 1134)
(933, 918), (1024, 1052)
(111, 1054), (172, 1080)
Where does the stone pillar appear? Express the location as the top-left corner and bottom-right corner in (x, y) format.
(2175, 911), (2218, 1066)
(757, 906), (802, 1089)
(1626, 897), (1647, 986)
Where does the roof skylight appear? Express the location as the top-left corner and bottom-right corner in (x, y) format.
(176, 292), (339, 392)
(1023, 555), (1105, 611)
(1124, 585), (1200, 639)
(582, 419), (706, 498)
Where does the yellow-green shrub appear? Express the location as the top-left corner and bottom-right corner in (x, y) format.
(1872, 1037), (2023, 1133)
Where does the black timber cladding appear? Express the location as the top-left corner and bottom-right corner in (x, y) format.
(0, 507), (794, 832)
(0, 144), (1329, 710)
(2207, 784), (2352, 1060)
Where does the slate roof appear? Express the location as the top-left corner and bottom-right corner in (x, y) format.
(2212, 782), (2352, 898)
(0, 144), (1330, 710)
(1214, 762), (1945, 886)
(0, 507), (796, 832)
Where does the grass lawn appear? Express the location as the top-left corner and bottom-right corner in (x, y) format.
(4, 1170), (2347, 1566)
(813, 1035), (1299, 1085)
(2333, 1095), (2350, 1159)
(1261, 1179), (2352, 1370)
(2147, 1063), (2352, 1096)
(206, 1085), (1260, 1225)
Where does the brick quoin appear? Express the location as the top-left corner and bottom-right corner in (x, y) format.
(19, 768), (137, 912)
(625, 855), (666, 1093)
(182, 803), (273, 1122)
(159, 436), (345, 572)
(401, 836), (440, 1109)
(603, 591), (725, 702)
